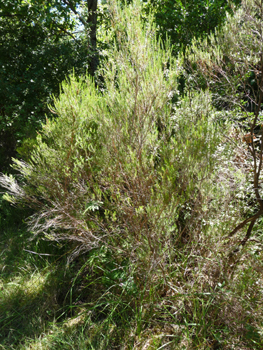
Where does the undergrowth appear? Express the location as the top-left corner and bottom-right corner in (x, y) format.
(1, 217), (263, 349)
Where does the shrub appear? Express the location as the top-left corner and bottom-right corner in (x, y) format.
(0, 0), (229, 285)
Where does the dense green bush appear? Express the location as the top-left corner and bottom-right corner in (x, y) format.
(0, 0), (228, 274)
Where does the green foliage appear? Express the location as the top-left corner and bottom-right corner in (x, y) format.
(144, 0), (241, 54)
(0, 0), (95, 171)
(186, 0), (263, 245)
(0, 0), (227, 273)
(186, 0), (263, 106)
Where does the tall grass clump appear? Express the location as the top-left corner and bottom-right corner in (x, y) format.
(2, 0), (263, 348)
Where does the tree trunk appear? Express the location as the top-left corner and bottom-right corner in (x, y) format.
(87, 0), (98, 76)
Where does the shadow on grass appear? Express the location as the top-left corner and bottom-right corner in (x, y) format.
(0, 210), (135, 349)
(0, 264), (136, 350)
(2, 201), (262, 349)
(0, 203), (75, 347)
(0, 256), (75, 347)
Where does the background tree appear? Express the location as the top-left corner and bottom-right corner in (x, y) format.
(145, 0), (241, 54)
(0, 0), (99, 172)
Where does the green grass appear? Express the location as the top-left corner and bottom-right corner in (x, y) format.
(1, 202), (263, 349)
(0, 206), (135, 349)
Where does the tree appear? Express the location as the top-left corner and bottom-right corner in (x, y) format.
(0, 0), (98, 172)
(145, 0), (241, 54)
(59, 0), (99, 73)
